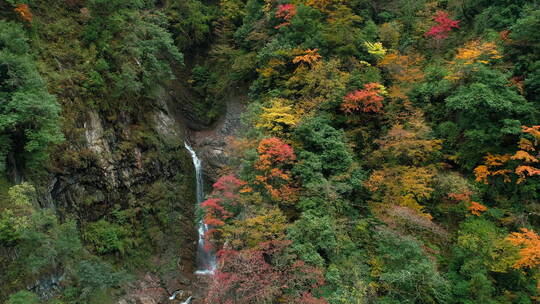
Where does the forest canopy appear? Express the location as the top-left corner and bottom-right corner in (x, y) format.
(0, 0), (539, 303)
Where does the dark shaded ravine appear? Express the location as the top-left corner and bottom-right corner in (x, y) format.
(163, 96), (246, 304)
(186, 97), (247, 182)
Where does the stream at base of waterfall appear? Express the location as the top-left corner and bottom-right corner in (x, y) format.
(184, 142), (217, 276)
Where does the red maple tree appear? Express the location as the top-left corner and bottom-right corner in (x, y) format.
(206, 240), (327, 304)
(201, 175), (247, 247)
(275, 4), (297, 29)
(256, 137), (296, 170)
(254, 137), (298, 203)
(342, 82), (385, 113)
(425, 11), (460, 40)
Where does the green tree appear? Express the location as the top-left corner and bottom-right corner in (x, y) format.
(444, 66), (534, 169)
(166, 0), (214, 50)
(0, 182), (36, 245)
(83, 1), (184, 101)
(0, 21), (63, 173)
(83, 219), (133, 255)
(416, 65), (535, 170)
(293, 116), (353, 177)
(373, 229), (450, 303)
(447, 218), (531, 303)
(288, 210), (338, 266)
(6, 291), (39, 304)
(74, 259), (130, 300)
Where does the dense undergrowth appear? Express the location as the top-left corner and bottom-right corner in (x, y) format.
(1, 0), (539, 303)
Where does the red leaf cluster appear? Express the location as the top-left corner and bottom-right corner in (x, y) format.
(254, 138), (298, 202)
(342, 83), (385, 113)
(275, 4), (297, 29)
(256, 137), (296, 170)
(201, 198), (230, 226)
(206, 241), (327, 304)
(201, 175), (246, 243)
(213, 174), (247, 200)
(425, 11), (460, 40)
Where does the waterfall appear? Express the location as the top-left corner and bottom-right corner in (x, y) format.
(184, 142), (217, 275)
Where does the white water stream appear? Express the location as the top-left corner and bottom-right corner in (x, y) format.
(184, 142), (217, 275)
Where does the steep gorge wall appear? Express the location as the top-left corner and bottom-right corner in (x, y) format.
(0, 1), (244, 301)
(48, 96), (201, 300)
(42, 74), (245, 303)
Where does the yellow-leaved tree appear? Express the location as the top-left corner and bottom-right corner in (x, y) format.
(366, 114), (442, 218)
(446, 40), (502, 80)
(255, 98), (302, 136)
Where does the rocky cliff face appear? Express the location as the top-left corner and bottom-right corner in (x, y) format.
(188, 97), (246, 183)
(41, 96), (200, 301)
(51, 102), (192, 216)
(42, 88), (245, 303)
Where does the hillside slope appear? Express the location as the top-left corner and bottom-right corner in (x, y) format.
(0, 1), (539, 304)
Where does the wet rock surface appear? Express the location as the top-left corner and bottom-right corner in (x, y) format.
(117, 272), (211, 304)
(188, 97), (246, 182)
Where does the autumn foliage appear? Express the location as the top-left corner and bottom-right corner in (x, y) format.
(379, 52), (424, 84)
(342, 83), (386, 113)
(206, 240), (327, 304)
(254, 137), (298, 203)
(201, 175), (247, 245)
(454, 40), (501, 65)
(255, 137), (296, 170)
(275, 4), (296, 29)
(256, 98), (301, 135)
(293, 49), (322, 66)
(425, 11), (460, 40)
(4, 0), (540, 302)
(379, 52), (424, 100)
(474, 126), (540, 184)
(467, 201), (488, 216)
(507, 228), (540, 269)
(14, 4), (33, 22)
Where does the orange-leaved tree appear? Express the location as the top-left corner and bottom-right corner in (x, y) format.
(254, 137), (298, 203)
(454, 40), (501, 65)
(292, 49), (322, 66)
(467, 201), (488, 216)
(378, 52), (424, 103)
(14, 4), (33, 22)
(474, 126), (540, 184)
(445, 40), (502, 80)
(342, 83), (386, 114)
(507, 228), (540, 269)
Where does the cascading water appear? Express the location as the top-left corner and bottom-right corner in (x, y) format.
(184, 142), (217, 275)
